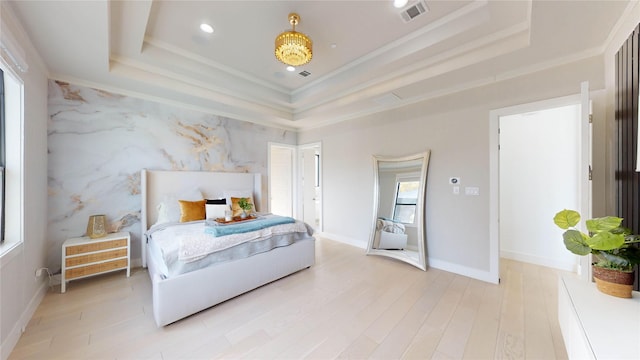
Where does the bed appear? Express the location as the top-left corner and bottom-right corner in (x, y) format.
(141, 169), (316, 327)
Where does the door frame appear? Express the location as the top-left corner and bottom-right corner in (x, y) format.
(489, 82), (592, 284)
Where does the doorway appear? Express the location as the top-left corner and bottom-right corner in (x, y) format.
(499, 104), (581, 271)
(489, 82), (591, 284)
(268, 142), (323, 231)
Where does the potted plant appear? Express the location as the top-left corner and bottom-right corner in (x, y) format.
(553, 209), (640, 298)
(237, 197), (253, 219)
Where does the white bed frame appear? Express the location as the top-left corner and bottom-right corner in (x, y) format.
(141, 169), (315, 326)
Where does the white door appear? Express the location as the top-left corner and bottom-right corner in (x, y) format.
(299, 143), (322, 231)
(268, 143), (295, 217)
(578, 81), (592, 281)
(302, 148), (316, 227)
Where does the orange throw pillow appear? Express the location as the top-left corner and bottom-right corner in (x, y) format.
(178, 199), (206, 222)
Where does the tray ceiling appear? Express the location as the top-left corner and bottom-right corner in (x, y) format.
(7, 0), (631, 130)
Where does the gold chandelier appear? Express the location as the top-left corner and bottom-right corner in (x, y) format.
(275, 13), (313, 67)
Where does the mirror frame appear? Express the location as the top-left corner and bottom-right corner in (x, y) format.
(366, 150), (430, 271)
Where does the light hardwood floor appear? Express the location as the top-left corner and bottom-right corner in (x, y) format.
(9, 238), (569, 359)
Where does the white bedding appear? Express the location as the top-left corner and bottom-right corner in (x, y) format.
(141, 170), (317, 327)
(146, 218), (314, 278)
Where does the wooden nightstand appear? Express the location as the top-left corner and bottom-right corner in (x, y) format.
(61, 231), (130, 293)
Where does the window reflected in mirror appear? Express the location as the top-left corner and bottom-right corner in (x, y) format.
(394, 179), (419, 224)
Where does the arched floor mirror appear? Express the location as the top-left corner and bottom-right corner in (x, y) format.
(366, 151), (430, 270)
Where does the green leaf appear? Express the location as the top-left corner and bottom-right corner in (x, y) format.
(586, 231), (625, 251)
(596, 251), (631, 268)
(562, 230), (591, 255)
(586, 216), (623, 233)
(554, 210), (580, 229)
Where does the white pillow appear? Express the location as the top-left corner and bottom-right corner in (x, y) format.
(206, 204), (230, 219)
(223, 190), (254, 211)
(154, 188), (203, 226)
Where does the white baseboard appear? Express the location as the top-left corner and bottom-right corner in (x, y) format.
(318, 232), (499, 284)
(1, 280), (48, 360)
(428, 258), (499, 284)
(500, 250), (577, 272)
(315, 232), (367, 249)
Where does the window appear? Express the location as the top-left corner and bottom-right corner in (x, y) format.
(392, 178), (419, 224)
(0, 23), (25, 255)
(0, 61), (23, 254)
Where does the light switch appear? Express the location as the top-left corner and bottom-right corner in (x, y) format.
(453, 186), (459, 195)
(465, 187), (479, 196)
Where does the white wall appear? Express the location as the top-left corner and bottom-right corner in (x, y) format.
(378, 171), (396, 219)
(0, 3), (49, 359)
(300, 55), (606, 282)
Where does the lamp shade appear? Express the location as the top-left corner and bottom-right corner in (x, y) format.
(86, 214), (107, 239)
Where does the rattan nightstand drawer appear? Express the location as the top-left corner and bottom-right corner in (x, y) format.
(65, 258), (128, 280)
(65, 238), (127, 255)
(65, 248), (128, 267)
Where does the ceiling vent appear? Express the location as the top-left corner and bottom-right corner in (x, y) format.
(372, 92), (402, 106)
(400, 0), (429, 23)
(298, 70), (311, 77)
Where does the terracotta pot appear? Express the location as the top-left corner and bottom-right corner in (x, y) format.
(592, 266), (634, 298)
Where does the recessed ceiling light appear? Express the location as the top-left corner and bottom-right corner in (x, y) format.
(286, 66), (296, 72)
(200, 23), (214, 34)
(393, 0), (409, 8)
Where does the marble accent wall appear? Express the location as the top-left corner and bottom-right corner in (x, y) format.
(47, 80), (295, 271)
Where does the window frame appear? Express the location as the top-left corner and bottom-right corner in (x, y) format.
(391, 173), (420, 226)
(0, 57), (24, 257)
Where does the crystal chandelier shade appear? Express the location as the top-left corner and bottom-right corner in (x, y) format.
(275, 13), (312, 67)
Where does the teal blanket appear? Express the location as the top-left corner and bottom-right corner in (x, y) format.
(204, 215), (295, 237)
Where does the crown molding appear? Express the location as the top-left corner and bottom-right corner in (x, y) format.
(142, 36), (290, 95)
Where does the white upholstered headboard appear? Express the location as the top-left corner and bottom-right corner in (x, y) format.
(140, 169), (262, 267)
